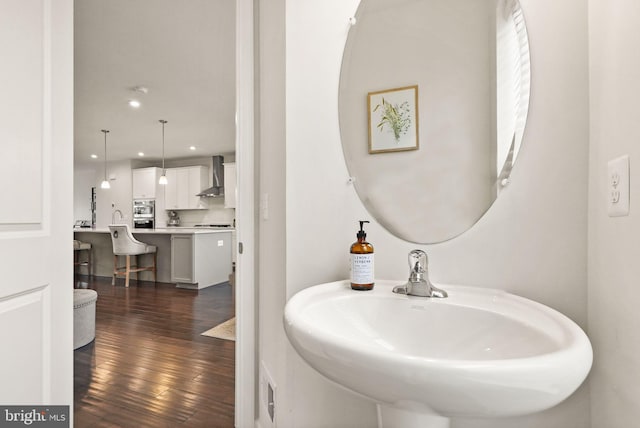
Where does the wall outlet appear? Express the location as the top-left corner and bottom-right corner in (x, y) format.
(267, 380), (275, 423)
(608, 155), (630, 217)
(260, 361), (277, 427)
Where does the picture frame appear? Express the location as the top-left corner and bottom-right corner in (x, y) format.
(367, 85), (419, 154)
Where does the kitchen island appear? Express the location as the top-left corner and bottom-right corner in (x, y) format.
(74, 227), (233, 289)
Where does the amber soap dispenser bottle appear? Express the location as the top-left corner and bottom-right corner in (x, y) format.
(350, 220), (374, 290)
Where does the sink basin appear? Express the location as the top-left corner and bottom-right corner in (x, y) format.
(284, 280), (592, 427)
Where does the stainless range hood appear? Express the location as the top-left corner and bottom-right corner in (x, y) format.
(197, 156), (225, 197)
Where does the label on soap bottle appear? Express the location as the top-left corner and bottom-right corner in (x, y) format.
(350, 253), (374, 284)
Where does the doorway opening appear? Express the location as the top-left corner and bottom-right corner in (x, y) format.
(72, 1), (254, 426)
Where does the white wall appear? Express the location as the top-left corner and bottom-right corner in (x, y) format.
(256, 0), (591, 427)
(283, 3), (380, 427)
(74, 167), (95, 223)
(95, 159), (133, 228)
(588, 1), (640, 426)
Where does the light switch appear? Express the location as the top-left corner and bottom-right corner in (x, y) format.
(261, 193), (269, 221)
(608, 155), (630, 217)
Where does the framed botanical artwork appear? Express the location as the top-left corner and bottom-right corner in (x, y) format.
(367, 85), (419, 154)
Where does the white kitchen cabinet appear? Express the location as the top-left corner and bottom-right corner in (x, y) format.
(188, 166), (208, 208)
(164, 166), (208, 210)
(224, 162), (236, 208)
(170, 234), (194, 283)
(170, 232), (232, 288)
(164, 168), (184, 209)
(132, 167), (166, 226)
(132, 167), (161, 199)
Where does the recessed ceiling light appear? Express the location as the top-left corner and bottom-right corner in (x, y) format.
(138, 152), (145, 157)
(90, 154), (98, 159)
(189, 146), (196, 151)
(129, 99), (141, 108)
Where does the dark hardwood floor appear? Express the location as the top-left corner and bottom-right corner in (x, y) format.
(74, 276), (235, 428)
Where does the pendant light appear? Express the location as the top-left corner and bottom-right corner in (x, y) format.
(158, 119), (168, 185)
(100, 129), (111, 189)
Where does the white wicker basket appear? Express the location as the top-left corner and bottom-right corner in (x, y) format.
(73, 289), (98, 349)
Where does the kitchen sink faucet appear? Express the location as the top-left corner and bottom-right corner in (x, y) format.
(112, 209), (124, 224)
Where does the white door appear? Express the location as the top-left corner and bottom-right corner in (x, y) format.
(0, 0), (74, 411)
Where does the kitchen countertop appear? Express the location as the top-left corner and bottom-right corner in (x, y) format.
(74, 227), (234, 235)
(72, 226), (233, 288)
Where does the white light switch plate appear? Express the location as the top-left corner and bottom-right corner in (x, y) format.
(608, 155), (630, 217)
(261, 193), (269, 221)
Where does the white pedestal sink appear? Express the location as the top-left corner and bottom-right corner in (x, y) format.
(284, 280), (592, 428)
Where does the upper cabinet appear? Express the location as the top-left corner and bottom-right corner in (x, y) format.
(132, 167), (161, 199)
(224, 162), (236, 209)
(164, 166), (209, 210)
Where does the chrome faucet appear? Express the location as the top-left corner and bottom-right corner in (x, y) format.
(393, 250), (448, 298)
(112, 209), (124, 224)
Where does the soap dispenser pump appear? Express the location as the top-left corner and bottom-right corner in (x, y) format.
(350, 220), (374, 290)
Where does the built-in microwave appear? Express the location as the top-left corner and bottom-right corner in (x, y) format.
(133, 200), (155, 229)
(133, 219), (154, 229)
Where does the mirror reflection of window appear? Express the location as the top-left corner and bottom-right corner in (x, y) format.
(496, 0), (530, 191)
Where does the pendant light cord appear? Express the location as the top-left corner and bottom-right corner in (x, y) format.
(159, 119), (167, 172)
(101, 129), (109, 181)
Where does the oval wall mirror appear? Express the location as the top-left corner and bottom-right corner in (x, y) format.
(339, 0), (531, 243)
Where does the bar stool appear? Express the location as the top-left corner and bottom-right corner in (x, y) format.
(73, 240), (92, 277)
(108, 224), (157, 287)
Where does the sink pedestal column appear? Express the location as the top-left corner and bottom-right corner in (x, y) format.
(377, 404), (450, 428)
